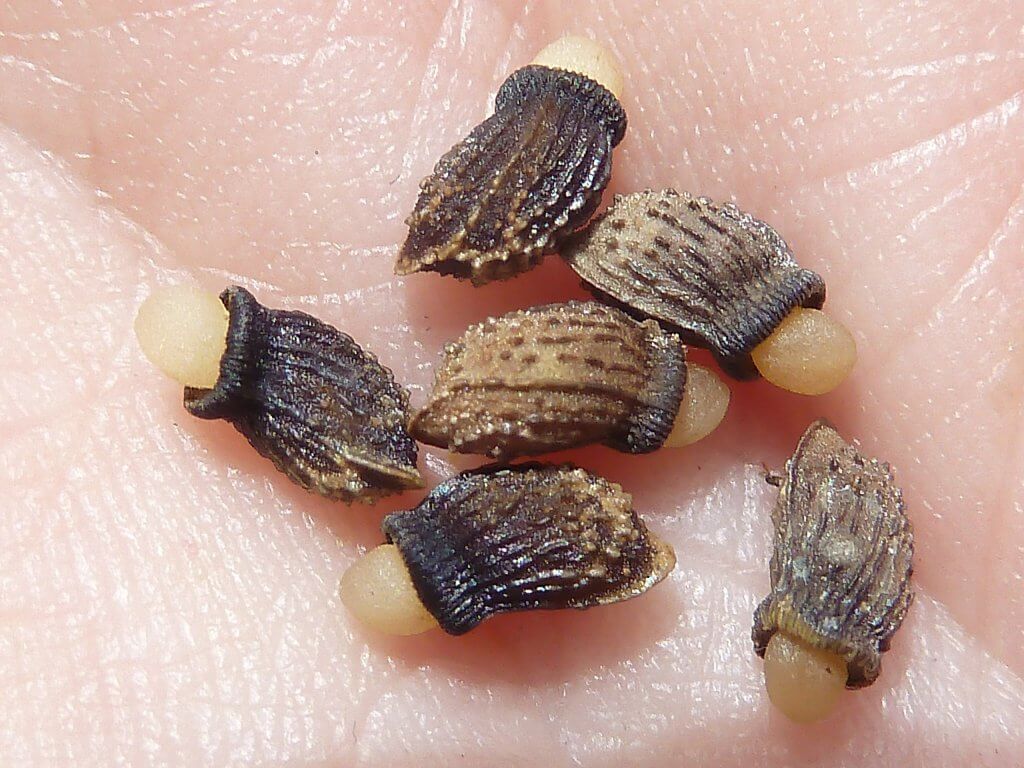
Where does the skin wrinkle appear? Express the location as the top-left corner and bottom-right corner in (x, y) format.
(397, 1), (506, 183)
(873, 181), (1024, 374)
(985, 406), (1024, 662)
(945, 183), (1024, 306)
(2, 0), (1024, 764)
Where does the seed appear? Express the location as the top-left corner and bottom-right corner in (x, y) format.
(562, 189), (857, 392)
(340, 463), (676, 635)
(752, 420), (914, 723)
(395, 37), (627, 285)
(135, 285), (422, 503)
(409, 301), (727, 458)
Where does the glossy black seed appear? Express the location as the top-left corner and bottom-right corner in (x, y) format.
(562, 189), (827, 379)
(184, 286), (422, 503)
(752, 420), (914, 688)
(396, 65), (627, 285)
(409, 301), (687, 459)
(382, 463), (676, 635)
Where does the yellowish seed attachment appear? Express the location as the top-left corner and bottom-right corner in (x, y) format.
(751, 308), (857, 396)
(663, 364), (730, 448)
(134, 285), (229, 389)
(531, 35), (625, 101)
(763, 631), (848, 723)
(339, 544), (439, 636)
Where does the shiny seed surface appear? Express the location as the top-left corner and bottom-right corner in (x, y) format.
(381, 463), (677, 635)
(395, 65), (627, 285)
(763, 631), (848, 723)
(184, 286), (422, 503)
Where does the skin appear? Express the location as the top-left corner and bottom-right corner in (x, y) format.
(1, 0), (1022, 765)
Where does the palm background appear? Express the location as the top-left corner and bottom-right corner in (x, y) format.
(1, 1), (1022, 765)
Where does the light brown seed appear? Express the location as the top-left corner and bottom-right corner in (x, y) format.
(752, 420), (914, 688)
(395, 65), (627, 285)
(183, 286), (422, 503)
(562, 189), (827, 379)
(408, 301), (687, 458)
(380, 463), (677, 635)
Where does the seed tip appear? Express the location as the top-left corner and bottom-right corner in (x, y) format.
(134, 284), (228, 389)
(663, 364), (730, 448)
(340, 544), (438, 636)
(531, 35), (625, 100)
(751, 308), (857, 395)
(763, 631), (847, 724)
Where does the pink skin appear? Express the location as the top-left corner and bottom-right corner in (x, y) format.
(1, 1), (1022, 764)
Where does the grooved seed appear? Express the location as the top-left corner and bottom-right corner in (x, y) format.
(395, 65), (627, 285)
(562, 189), (828, 380)
(380, 463), (677, 635)
(182, 286), (422, 503)
(409, 301), (688, 459)
(752, 419), (914, 691)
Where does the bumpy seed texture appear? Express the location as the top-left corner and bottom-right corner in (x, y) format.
(184, 286), (422, 503)
(752, 420), (914, 688)
(395, 65), (627, 285)
(562, 189), (826, 379)
(409, 301), (687, 458)
(382, 463), (676, 635)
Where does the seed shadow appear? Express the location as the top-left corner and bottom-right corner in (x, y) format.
(765, 700), (866, 760)
(179, 411), (427, 548)
(356, 575), (684, 687)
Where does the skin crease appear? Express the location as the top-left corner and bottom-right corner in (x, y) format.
(0, 0), (1023, 765)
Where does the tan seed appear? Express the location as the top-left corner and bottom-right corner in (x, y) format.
(753, 420), (914, 701)
(751, 308), (857, 395)
(562, 189), (856, 392)
(409, 301), (688, 458)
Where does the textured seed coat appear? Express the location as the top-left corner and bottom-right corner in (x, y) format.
(562, 189), (827, 379)
(382, 464), (676, 635)
(409, 301), (687, 458)
(396, 65), (627, 284)
(752, 420), (914, 688)
(184, 286), (422, 503)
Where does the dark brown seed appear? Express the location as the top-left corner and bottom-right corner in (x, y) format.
(562, 189), (827, 379)
(382, 463), (676, 635)
(184, 286), (422, 503)
(409, 301), (687, 458)
(752, 420), (914, 688)
(395, 65), (627, 285)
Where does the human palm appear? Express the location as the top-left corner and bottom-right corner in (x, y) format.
(2, 1), (1022, 765)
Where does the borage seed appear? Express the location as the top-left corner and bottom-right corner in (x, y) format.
(340, 463), (676, 636)
(408, 301), (729, 459)
(395, 36), (627, 285)
(562, 189), (857, 394)
(752, 420), (914, 723)
(135, 285), (422, 503)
